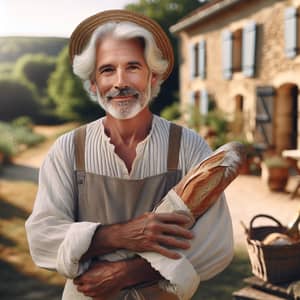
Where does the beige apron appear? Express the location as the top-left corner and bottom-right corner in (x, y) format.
(62, 123), (183, 300)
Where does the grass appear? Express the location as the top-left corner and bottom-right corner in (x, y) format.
(192, 250), (252, 299)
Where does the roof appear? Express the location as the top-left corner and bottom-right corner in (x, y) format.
(170, 0), (244, 34)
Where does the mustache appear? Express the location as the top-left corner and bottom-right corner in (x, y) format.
(105, 87), (140, 101)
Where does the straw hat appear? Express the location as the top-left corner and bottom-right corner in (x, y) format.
(69, 9), (174, 81)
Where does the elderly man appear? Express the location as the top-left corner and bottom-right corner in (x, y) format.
(25, 9), (234, 300)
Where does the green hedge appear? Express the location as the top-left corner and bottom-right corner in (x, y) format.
(0, 120), (45, 162)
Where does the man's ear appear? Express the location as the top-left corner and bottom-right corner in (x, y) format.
(90, 79), (97, 94)
(151, 73), (158, 86)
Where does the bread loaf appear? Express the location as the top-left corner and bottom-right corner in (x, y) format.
(262, 232), (296, 246)
(174, 142), (246, 218)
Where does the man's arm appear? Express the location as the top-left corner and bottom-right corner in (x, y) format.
(80, 211), (194, 261)
(74, 257), (162, 299)
(26, 134), (101, 278)
(74, 207), (195, 298)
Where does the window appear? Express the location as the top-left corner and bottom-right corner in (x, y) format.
(235, 95), (244, 113)
(189, 90), (208, 115)
(233, 95), (244, 135)
(189, 40), (206, 79)
(222, 22), (257, 79)
(232, 29), (242, 72)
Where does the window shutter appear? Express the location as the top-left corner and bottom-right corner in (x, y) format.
(199, 40), (206, 79)
(285, 7), (298, 58)
(255, 86), (275, 147)
(201, 89), (209, 115)
(222, 30), (233, 80)
(242, 21), (257, 77)
(189, 91), (195, 107)
(189, 44), (195, 79)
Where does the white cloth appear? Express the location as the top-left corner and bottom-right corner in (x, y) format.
(139, 190), (200, 300)
(25, 115), (234, 299)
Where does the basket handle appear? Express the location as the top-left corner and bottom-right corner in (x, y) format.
(249, 214), (283, 230)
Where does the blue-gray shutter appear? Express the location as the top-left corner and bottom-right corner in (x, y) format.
(222, 30), (233, 80)
(189, 91), (195, 107)
(285, 7), (298, 58)
(199, 40), (206, 79)
(255, 86), (275, 147)
(201, 89), (209, 115)
(189, 44), (195, 79)
(242, 21), (257, 77)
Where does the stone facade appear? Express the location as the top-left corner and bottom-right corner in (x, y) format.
(171, 0), (300, 152)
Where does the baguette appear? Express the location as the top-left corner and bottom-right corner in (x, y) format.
(174, 141), (246, 218)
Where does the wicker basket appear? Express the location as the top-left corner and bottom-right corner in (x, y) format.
(245, 214), (300, 283)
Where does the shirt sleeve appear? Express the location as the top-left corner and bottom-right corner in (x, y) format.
(25, 133), (100, 278)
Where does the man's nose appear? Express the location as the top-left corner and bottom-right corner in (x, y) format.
(114, 68), (128, 88)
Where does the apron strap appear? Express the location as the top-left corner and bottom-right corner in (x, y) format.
(167, 123), (182, 171)
(74, 125), (87, 171)
(73, 125), (87, 221)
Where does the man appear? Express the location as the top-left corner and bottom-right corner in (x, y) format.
(25, 9), (234, 300)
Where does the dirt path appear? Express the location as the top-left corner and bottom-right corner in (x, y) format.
(12, 123), (78, 168)
(226, 174), (300, 250)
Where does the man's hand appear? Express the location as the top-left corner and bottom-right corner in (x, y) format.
(116, 212), (194, 259)
(73, 260), (126, 299)
(81, 212), (194, 261)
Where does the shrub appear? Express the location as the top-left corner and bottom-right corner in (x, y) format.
(160, 102), (181, 121)
(0, 76), (39, 121)
(0, 121), (45, 163)
(48, 47), (104, 122)
(12, 116), (34, 130)
(263, 156), (290, 168)
(14, 54), (56, 95)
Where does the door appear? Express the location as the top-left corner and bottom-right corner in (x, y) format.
(255, 86), (275, 149)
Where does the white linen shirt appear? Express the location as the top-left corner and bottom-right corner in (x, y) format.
(25, 115), (234, 299)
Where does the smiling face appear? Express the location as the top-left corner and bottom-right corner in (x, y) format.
(90, 36), (157, 120)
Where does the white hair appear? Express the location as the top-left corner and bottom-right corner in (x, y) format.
(73, 21), (169, 101)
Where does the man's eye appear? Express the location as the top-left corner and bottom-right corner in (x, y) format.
(128, 65), (139, 70)
(100, 68), (114, 74)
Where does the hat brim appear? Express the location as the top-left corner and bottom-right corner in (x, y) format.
(69, 9), (174, 81)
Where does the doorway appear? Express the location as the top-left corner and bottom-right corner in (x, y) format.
(275, 84), (298, 152)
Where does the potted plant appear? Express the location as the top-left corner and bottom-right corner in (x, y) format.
(261, 155), (290, 191)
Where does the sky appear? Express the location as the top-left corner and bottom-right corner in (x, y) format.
(0, 0), (139, 38)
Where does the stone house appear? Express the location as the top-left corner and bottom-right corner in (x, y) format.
(170, 0), (300, 152)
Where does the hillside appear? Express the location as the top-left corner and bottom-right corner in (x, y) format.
(0, 36), (68, 62)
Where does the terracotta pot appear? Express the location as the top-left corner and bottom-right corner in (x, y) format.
(261, 163), (289, 191)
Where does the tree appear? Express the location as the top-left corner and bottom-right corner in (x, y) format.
(48, 46), (104, 122)
(0, 36), (67, 63)
(0, 76), (39, 121)
(14, 54), (56, 96)
(125, 0), (204, 114)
